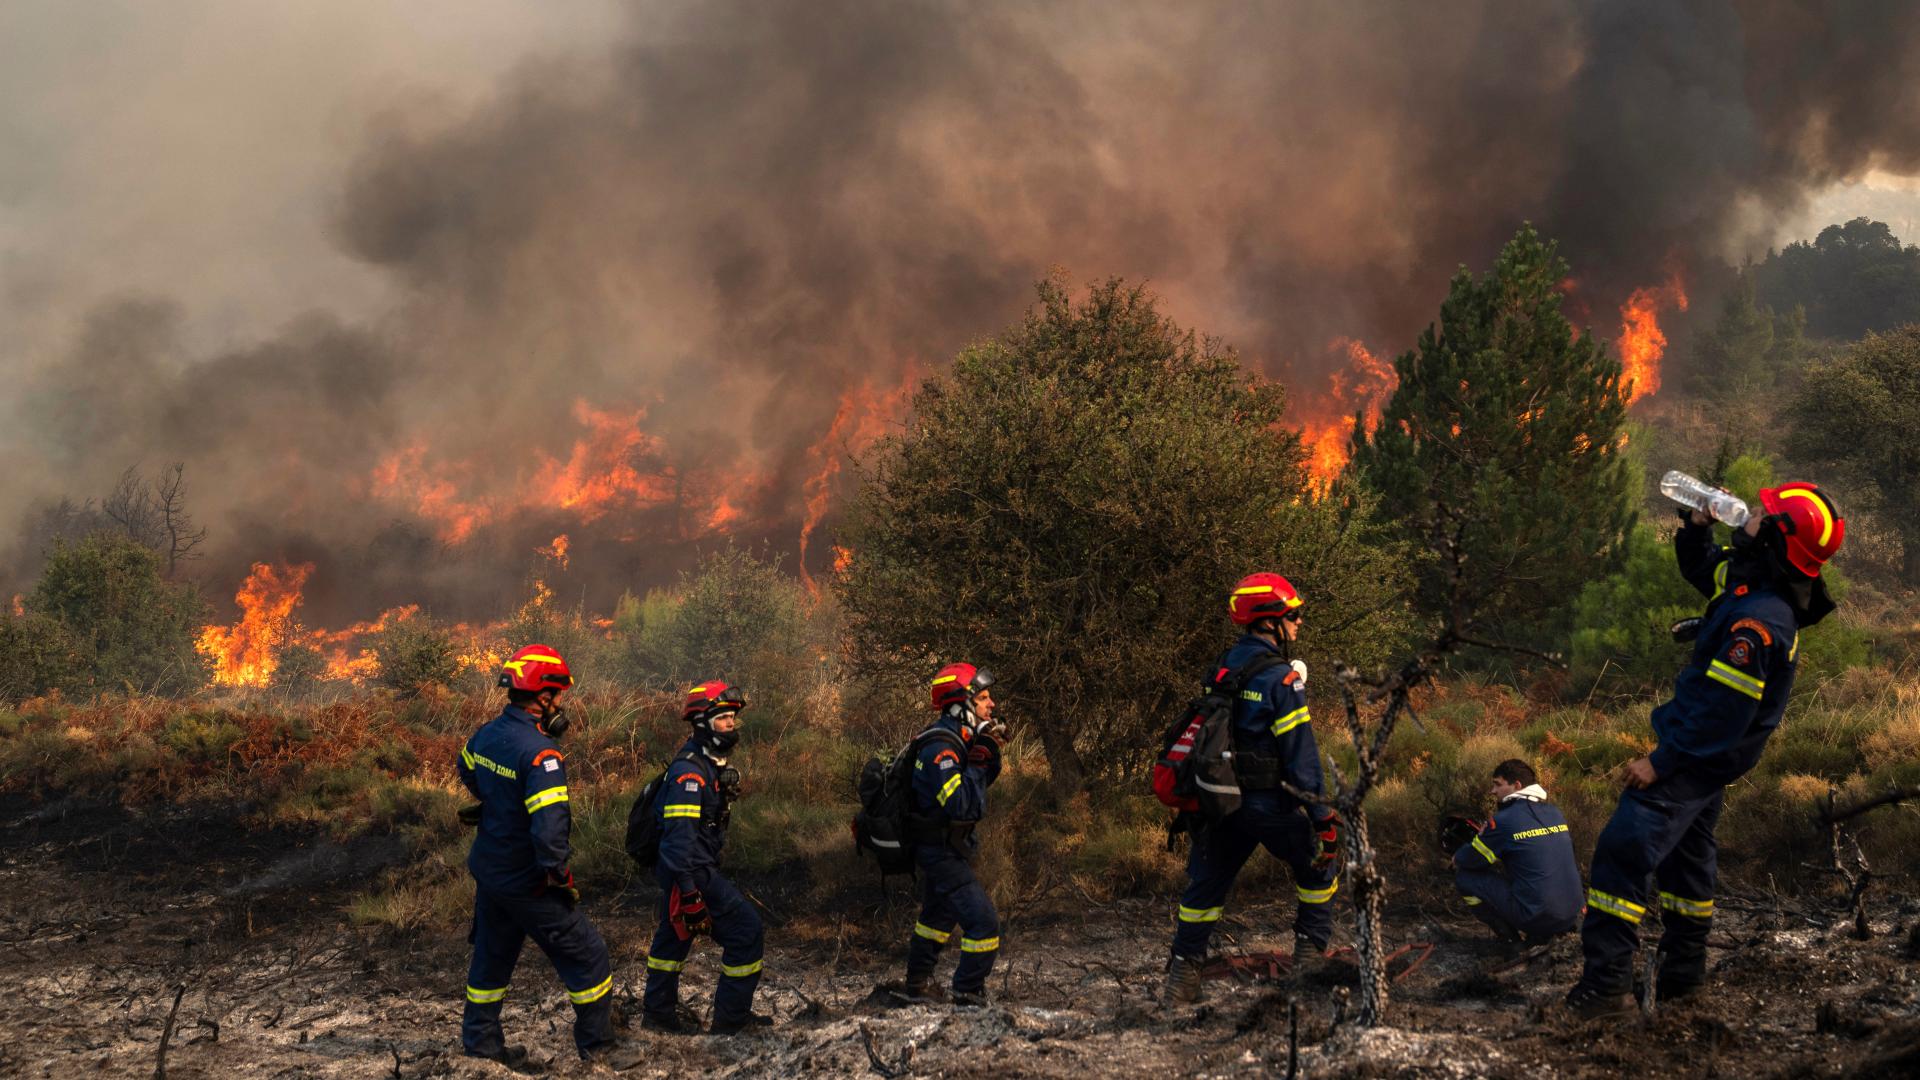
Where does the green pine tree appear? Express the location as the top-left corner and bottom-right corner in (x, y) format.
(1351, 224), (1634, 643)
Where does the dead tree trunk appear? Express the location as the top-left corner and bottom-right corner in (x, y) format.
(1284, 657), (1428, 1027)
(1818, 783), (1920, 941)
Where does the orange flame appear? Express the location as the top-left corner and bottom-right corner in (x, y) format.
(798, 371), (915, 595)
(537, 534), (570, 570)
(832, 545), (854, 575)
(197, 562), (314, 687)
(8, 594), (22, 618)
(538, 402), (675, 521)
(1615, 274), (1688, 404)
(1301, 337), (1399, 489)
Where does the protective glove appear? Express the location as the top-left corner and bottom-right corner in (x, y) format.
(967, 733), (1003, 786)
(544, 867), (580, 908)
(1311, 814), (1341, 870)
(458, 803), (483, 827)
(1437, 814), (1484, 856)
(672, 887), (712, 938)
(1290, 659), (1308, 687)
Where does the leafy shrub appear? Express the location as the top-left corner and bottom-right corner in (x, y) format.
(29, 533), (209, 694)
(161, 710), (246, 764)
(0, 612), (90, 704)
(373, 613), (460, 697)
(615, 546), (814, 694)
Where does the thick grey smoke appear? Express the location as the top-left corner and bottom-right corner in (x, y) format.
(6, 0), (1920, 623)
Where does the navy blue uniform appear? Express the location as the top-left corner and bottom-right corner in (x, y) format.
(1452, 786), (1583, 940)
(1577, 521), (1802, 995)
(456, 707), (613, 1057)
(1171, 636), (1338, 960)
(904, 714), (1002, 995)
(643, 739), (764, 1025)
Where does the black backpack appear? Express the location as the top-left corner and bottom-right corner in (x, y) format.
(625, 751), (701, 868)
(852, 725), (965, 876)
(1151, 653), (1288, 825)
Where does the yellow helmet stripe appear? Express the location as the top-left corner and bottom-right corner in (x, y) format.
(931, 674), (960, 685)
(1778, 488), (1834, 547)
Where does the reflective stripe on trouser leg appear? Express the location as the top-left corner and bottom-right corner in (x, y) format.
(1172, 816), (1259, 959)
(644, 891), (694, 1017)
(1578, 786), (1719, 996)
(917, 852), (999, 996)
(706, 871), (765, 1025)
(463, 889), (526, 1057)
(1654, 790), (1722, 987)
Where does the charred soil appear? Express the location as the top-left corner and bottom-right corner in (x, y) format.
(2, 800), (1917, 1079)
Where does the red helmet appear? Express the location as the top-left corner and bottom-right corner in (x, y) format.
(683, 680), (747, 723)
(1759, 482), (1845, 577)
(930, 662), (995, 711)
(498, 644), (573, 694)
(1228, 572), (1303, 625)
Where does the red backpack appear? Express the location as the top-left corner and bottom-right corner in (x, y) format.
(1152, 654), (1288, 821)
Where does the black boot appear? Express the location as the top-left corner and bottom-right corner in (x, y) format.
(463, 1043), (529, 1067)
(709, 1012), (775, 1035)
(641, 1006), (703, 1036)
(1564, 982), (1634, 1020)
(1163, 954), (1204, 1005)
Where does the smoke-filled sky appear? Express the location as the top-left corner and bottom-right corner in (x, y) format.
(5, 0), (1920, 624)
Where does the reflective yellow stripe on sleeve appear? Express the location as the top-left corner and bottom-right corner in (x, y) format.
(568, 975), (612, 1004)
(524, 786), (569, 813)
(1705, 660), (1764, 700)
(1471, 835), (1499, 864)
(661, 804), (702, 819)
(465, 984), (508, 1003)
(1586, 887), (1645, 924)
(1462, 895), (1483, 906)
(1270, 706), (1311, 736)
(460, 744), (476, 771)
(937, 773), (963, 806)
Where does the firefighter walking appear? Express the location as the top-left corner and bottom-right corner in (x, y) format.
(641, 682), (771, 1035)
(456, 644), (636, 1066)
(902, 663), (1006, 1004)
(1566, 483), (1845, 1016)
(1165, 572), (1341, 1004)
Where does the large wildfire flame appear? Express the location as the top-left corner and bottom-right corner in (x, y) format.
(203, 284), (1691, 685)
(1616, 273), (1689, 404)
(197, 562), (315, 687)
(1301, 337), (1399, 489)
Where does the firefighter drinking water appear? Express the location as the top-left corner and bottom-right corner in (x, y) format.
(1165, 572), (1341, 1005)
(1565, 482), (1845, 1017)
(642, 682), (770, 1035)
(456, 645), (637, 1067)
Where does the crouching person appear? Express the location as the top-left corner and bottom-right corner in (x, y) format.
(643, 682), (771, 1036)
(1450, 759), (1583, 944)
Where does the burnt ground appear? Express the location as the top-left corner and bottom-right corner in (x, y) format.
(3, 800), (1917, 1079)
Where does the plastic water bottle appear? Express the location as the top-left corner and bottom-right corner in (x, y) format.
(1660, 470), (1750, 528)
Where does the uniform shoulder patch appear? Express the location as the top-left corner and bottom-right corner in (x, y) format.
(544, 758), (560, 772)
(1724, 637), (1753, 668)
(1729, 618), (1774, 646)
(683, 779), (701, 792)
(934, 748), (960, 770)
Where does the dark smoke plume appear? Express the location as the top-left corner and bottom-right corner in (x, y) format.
(8, 0), (1920, 624)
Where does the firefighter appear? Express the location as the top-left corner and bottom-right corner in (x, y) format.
(902, 663), (1006, 1005)
(1566, 483), (1844, 1017)
(1451, 759), (1583, 943)
(643, 682), (771, 1035)
(1165, 572), (1341, 1005)
(457, 645), (636, 1066)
